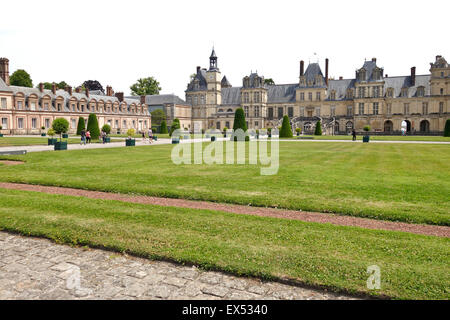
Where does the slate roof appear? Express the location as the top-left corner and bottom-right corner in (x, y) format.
(186, 68), (208, 92)
(221, 87), (241, 105)
(300, 63), (326, 88)
(221, 76), (231, 87)
(384, 75), (430, 98)
(0, 77), (11, 92)
(127, 94), (187, 106)
(327, 79), (355, 100)
(267, 84), (297, 103)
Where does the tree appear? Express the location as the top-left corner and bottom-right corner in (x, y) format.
(160, 120), (168, 134)
(102, 124), (111, 135)
(86, 114), (100, 140)
(233, 108), (247, 132)
(130, 77), (161, 96)
(52, 118), (69, 141)
(38, 81), (70, 90)
(314, 120), (322, 136)
(82, 80), (104, 93)
(76, 117), (85, 135)
(264, 78), (275, 85)
(10, 69), (33, 87)
(169, 118), (180, 136)
(280, 115), (293, 138)
(444, 119), (450, 137)
(151, 109), (166, 126)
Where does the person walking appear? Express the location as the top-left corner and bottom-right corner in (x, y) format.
(86, 130), (91, 144)
(148, 128), (153, 144)
(352, 129), (357, 141)
(80, 129), (86, 145)
(101, 130), (106, 144)
(141, 130), (146, 143)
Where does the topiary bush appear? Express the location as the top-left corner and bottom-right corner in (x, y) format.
(296, 127), (302, 135)
(233, 108), (247, 132)
(363, 125), (371, 132)
(169, 118), (180, 136)
(160, 120), (168, 134)
(444, 119), (450, 137)
(280, 115), (293, 138)
(47, 128), (55, 137)
(87, 114), (100, 140)
(314, 120), (322, 136)
(102, 124), (111, 135)
(52, 118), (69, 140)
(76, 117), (85, 135)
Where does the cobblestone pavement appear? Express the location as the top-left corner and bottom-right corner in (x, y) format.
(0, 232), (358, 300)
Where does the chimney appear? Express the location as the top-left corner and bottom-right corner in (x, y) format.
(339, 76), (343, 80)
(140, 95), (146, 104)
(85, 88), (89, 97)
(39, 82), (44, 92)
(65, 86), (72, 95)
(385, 74), (388, 78)
(325, 58), (329, 85)
(196, 66), (200, 73)
(115, 92), (124, 102)
(0, 58), (10, 85)
(75, 87), (82, 93)
(410, 67), (416, 86)
(51, 83), (57, 94)
(300, 60), (304, 76)
(372, 57), (377, 63)
(106, 85), (112, 96)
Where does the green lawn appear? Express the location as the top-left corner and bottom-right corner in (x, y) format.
(0, 188), (448, 300)
(287, 135), (450, 142)
(0, 136), (124, 147)
(0, 142), (448, 225)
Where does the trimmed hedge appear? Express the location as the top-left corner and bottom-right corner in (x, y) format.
(87, 114), (100, 140)
(160, 120), (168, 134)
(76, 117), (85, 135)
(233, 108), (247, 132)
(169, 118), (180, 137)
(444, 119), (450, 137)
(314, 120), (322, 136)
(280, 115), (293, 138)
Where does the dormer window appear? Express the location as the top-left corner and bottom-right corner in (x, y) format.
(386, 88), (394, 98)
(358, 69), (366, 81)
(417, 86), (425, 97)
(401, 87), (408, 97)
(315, 75), (322, 85)
(346, 89), (353, 99)
(330, 90), (336, 100)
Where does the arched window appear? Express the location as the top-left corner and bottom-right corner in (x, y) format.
(384, 120), (393, 133)
(420, 120), (430, 132)
(227, 108), (233, 113)
(218, 109), (224, 113)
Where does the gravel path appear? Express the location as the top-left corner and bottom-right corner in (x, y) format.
(0, 182), (447, 238)
(0, 232), (357, 300)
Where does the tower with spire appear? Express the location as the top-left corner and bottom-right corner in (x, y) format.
(206, 47), (222, 106)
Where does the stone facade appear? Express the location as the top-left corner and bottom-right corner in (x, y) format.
(0, 58), (151, 135)
(185, 50), (449, 134)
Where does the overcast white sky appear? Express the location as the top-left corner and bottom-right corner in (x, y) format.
(1, 0), (448, 98)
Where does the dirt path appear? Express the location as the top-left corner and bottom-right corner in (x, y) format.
(0, 182), (448, 238)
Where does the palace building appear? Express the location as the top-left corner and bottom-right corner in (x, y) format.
(185, 50), (449, 134)
(0, 58), (151, 135)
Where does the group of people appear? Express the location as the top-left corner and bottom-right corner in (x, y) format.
(141, 128), (154, 143)
(80, 129), (91, 145)
(80, 129), (109, 145)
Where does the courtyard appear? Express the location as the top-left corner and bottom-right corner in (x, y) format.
(0, 140), (448, 300)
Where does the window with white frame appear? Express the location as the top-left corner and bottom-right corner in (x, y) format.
(316, 92), (321, 101)
(31, 101), (36, 111)
(373, 102), (379, 115)
(254, 106), (260, 117)
(422, 102), (428, 115)
(17, 101), (23, 109)
(300, 92), (305, 101)
(358, 103), (364, 115)
(71, 119), (76, 128)
(45, 119), (50, 128)
(244, 106), (249, 118)
(123, 120), (127, 128)
(1, 118), (7, 129)
(18, 118), (24, 129)
(1, 98), (6, 109)
(31, 118), (37, 129)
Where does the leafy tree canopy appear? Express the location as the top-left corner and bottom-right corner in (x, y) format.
(169, 118), (181, 137)
(10, 69), (33, 87)
(264, 78), (275, 85)
(151, 109), (166, 126)
(38, 81), (70, 90)
(52, 118), (69, 139)
(82, 80), (104, 93)
(130, 77), (161, 96)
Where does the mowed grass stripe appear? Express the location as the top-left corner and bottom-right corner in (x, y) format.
(0, 142), (448, 225)
(0, 188), (448, 300)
